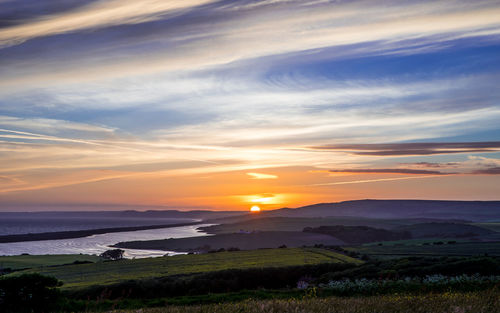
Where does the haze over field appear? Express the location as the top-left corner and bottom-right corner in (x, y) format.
(1, 0), (500, 212)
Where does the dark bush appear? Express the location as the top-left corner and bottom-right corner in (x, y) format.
(319, 256), (500, 282)
(100, 249), (125, 260)
(0, 273), (62, 313)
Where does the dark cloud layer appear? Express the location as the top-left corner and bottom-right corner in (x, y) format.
(471, 167), (500, 175)
(328, 168), (449, 175)
(399, 162), (459, 168)
(310, 142), (500, 156)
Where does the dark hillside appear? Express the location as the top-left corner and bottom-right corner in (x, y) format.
(395, 223), (495, 239)
(253, 200), (500, 221)
(114, 231), (345, 252)
(303, 225), (411, 244)
(199, 216), (469, 234)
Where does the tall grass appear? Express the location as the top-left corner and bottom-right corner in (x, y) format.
(318, 274), (500, 295)
(109, 289), (499, 313)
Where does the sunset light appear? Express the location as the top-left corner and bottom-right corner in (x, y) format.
(1, 1), (499, 310)
(0, 0), (499, 212)
(250, 206), (261, 212)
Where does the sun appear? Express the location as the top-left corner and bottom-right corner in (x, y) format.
(250, 205), (261, 212)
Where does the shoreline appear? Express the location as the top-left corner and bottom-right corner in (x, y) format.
(0, 221), (203, 244)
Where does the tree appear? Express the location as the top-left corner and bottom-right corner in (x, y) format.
(100, 249), (125, 260)
(0, 273), (62, 313)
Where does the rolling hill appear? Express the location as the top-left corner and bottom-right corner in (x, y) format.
(212, 200), (500, 223)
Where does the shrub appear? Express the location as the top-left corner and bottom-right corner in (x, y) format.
(321, 274), (500, 295)
(0, 273), (63, 313)
(100, 249), (125, 260)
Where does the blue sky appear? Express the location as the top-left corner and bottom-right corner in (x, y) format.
(0, 0), (499, 210)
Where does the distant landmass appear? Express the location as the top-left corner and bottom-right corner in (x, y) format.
(3, 199), (499, 222)
(222, 200), (500, 222)
(1, 200), (498, 243)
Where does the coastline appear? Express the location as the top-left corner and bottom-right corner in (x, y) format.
(0, 221), (203, 244)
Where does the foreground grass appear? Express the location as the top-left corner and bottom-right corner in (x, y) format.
(109, 290), (500, 313)
(0, 254), (101, 270)
(13, 248), (360, 289)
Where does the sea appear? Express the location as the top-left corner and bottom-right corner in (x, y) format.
(0, 216), (212, 258)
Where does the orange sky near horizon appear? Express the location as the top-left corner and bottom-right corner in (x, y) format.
(1, 0), (500, 211)
(1, 163), (500, 211)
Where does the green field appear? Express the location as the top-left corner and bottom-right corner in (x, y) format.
(346, 241), (500, 259)
(0, 254), (101, 270)
(11, 248), (360, 289)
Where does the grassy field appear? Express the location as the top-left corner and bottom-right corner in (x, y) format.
(346, 241), (500, 258)
(12, 248), (360, 289)
(0, 254), (101, 270)
(107, 290), (500, 313)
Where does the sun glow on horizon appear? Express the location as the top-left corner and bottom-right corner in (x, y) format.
(250, 205), (261, 212)
(0, 0), (499, 212)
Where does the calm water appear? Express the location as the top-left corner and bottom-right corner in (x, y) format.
(0, 224), (213, 258)
(0, 216), (194, 236)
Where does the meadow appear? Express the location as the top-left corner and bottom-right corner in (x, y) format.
(0, 254), (101, 270)
(11, 248), (360, 289)
(106, 290), (500, 313)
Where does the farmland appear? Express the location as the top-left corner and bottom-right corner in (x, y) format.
(11, 248), (360, 289)
(0, 254), (101, 270)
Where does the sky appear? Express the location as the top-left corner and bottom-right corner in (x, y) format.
(0, 0), (500, 211)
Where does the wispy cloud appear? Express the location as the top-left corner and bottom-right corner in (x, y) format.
(0, 0), (216, 48)
(2, 1), (500, 88)
(310, 175), (445, 186)
(247, 172), (278, 179)
(0, 0), (499, 208)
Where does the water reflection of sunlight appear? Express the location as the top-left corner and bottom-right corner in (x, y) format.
(0, 224), (215, 258)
